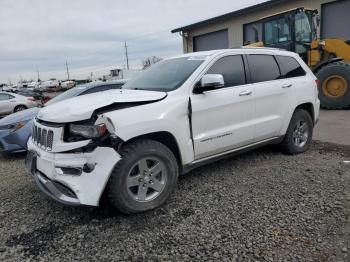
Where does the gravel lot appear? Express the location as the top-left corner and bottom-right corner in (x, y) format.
(0, 141), (349, 261)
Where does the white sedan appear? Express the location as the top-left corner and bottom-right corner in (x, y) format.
(0, 92), (39, 116)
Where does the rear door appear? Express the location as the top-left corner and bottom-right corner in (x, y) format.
(191, 55), (255, 160)
(246, 54), (293, 142)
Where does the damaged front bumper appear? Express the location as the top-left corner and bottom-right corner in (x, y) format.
(26, 139), (121, 206)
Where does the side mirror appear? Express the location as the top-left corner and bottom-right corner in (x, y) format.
(194, 74), (225, 94)
(316, 15), (321, 27)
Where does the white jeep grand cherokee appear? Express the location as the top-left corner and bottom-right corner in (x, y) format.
(26, 48), (320, 213)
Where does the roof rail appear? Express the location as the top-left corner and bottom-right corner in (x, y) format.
(238, 46), (287, 51)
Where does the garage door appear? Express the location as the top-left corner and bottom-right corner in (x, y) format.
(322, 0), (350, 40)
(193, 29), (229, 52)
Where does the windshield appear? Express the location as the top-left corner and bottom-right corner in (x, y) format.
(122, 57), (205, 92)
(46, 85), (88, 105)
(264, 17), (291, 45)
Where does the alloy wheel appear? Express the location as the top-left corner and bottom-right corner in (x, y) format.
(126, 157), (167, 202)
(292, 120), (309, 148)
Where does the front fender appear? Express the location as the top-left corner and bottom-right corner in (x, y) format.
(98, 96), (195, 165)
(116, 120), (194, 165)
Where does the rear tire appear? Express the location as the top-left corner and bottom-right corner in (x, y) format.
(108, 139), (179, 214)
(14, 105), (27, 112)
(316, 62), (350, 109)
(280, 109), (313, 155)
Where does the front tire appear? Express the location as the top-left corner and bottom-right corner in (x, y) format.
(108, 139), (179, 214)
(280, 109), (313, 155)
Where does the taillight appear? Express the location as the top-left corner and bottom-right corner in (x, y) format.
(315, 79), (320, 88)
(27, 97), (36, 102)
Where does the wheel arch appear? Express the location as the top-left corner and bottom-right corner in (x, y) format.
(280, 102), (316, 136)
(122, 131), (183, 170)
(295, 103), (315, 124)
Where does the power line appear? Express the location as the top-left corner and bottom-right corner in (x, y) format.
(7, 27), (181, 82)
(68, 28), (176, 62)
(124, 29), (172, 41)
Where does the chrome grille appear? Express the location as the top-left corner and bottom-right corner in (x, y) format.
(32, 125), (54, 151)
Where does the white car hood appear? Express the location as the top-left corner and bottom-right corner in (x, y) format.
(37, 89), (167, 123)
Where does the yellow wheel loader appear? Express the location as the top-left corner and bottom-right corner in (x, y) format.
(245, 8), (350, 109)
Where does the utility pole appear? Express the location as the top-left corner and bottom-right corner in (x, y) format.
(65, 61), (70, 80)
(124, 40), (129, 70)
(37, 69), (40, 82)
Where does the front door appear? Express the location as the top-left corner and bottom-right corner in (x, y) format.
(191, 55), (255, 160)
(0, 94), (12, 115)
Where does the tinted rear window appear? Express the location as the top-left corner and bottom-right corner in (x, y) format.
(276, 56), (306, 78)
(247, 55), (281, 83)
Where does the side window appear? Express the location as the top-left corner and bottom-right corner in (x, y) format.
(276, 56), (306, 78)
(207, 55), (246, 87)
(247, 55), (281, 83)
(0, 94), (10, 101)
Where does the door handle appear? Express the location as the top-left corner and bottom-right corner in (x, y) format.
(239, 90), (252, 96)
(282, 83), (292, 88)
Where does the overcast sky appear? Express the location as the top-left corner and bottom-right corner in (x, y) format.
(0, 0), (267, 83)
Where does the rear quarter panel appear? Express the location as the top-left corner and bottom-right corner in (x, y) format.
(279, 54), (319, 135)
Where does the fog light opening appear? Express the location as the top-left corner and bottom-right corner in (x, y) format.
(55, 167), (83, 176)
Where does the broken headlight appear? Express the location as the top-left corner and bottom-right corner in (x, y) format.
(70, 123), (107, 139)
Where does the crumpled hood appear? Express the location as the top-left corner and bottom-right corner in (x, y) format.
(0, 107), (40, 125)
(37, 89), (167, 123)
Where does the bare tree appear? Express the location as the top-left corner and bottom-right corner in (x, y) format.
(142, 56), (163, 70)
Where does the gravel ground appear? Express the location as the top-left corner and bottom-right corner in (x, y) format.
(0, 141), (349, 261)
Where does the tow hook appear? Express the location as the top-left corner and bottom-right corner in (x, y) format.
(83, 163), (96, 173)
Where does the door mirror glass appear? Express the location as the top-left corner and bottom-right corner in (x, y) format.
(194, 74), (225, 93)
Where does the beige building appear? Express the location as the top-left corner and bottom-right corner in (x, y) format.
(172, 0), (349, 53)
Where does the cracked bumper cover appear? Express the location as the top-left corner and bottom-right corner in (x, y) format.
(27, 139), (121, 206)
